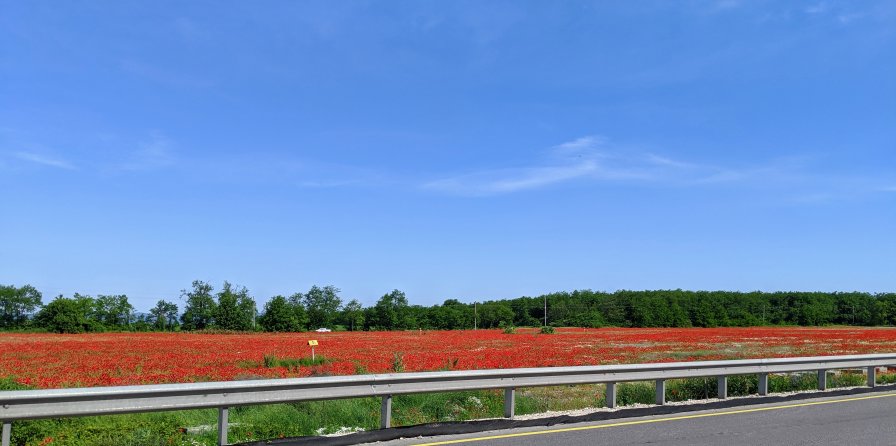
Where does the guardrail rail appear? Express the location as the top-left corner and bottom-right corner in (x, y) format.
(2, 353), (895, 446)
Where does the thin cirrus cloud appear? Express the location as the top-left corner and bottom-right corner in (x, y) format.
(421, 135), (894, 200)
(119, 59), (215, 89)
(119, 134), (176, 171)
(803, 1), (868, 24)
(424, 161), (600, 196)
(13, 151), (77, 170)
(423, 136), (695, 196)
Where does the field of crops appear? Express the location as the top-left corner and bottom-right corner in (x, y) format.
(3, 327), (896, 389)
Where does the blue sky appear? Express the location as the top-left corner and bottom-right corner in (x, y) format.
(2, 1), (894, 311)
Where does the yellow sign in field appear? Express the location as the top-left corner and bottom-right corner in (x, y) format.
(308, 340), (318, 346)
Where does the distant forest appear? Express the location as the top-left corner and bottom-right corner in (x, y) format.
(3, 282), (896, 333)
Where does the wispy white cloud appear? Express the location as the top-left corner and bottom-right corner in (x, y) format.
(173, 17), (211, 43)
(837, 12), (864, 24)
(120, 59), (214, 88)
(424, 161), (600, 196)
(298, 179), (364, 188)
(551, 135), (606, 155)
(805, 2), (830, 15)
(289, 160), (387, 189)
(423, 136), (671, 196)
(644, 153), (699, 169)
(193, 152), (384, 190)
(786, 177), (896, 204)
(802, 1), (866, 25)
(121, 133), (176, 171)
(13, 151), (77, 170)
(714, 0), (742, 11)
(691, 164), (788, 184)
(422, 135), (894, 201)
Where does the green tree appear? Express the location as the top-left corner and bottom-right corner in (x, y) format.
(259, 295), (302, 332)
(35, 295), (93, 333)
(689, 294), (719, 328)
(875, 294), (896, 325)
(789, 293), (834, 326)
(340, 299), (365, 331)
(477, 303), (515, 328)
(94, 294), (135, 329)
(371, 289), (409, 330)
(303, 285), (342, 328)
(0, 284), (42, 329)
(213, 282), (256, 331)
(834, 292), (873, 325)
(150, 300), (179, 330)
(131, 313), (153, 332)
(509, 298), (541, 327)
(287, 292), (310, 330)
(180, 280), (216, 330)
(426, 299), (470, 329)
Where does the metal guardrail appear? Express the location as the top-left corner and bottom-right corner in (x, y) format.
(2, 353), (894, 446)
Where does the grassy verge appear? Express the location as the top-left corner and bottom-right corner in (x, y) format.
(2, 371), (892, 445)
(262, 354), (330, 369)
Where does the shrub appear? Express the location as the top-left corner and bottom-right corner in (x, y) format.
(0, 376), (31, 390)
(440, 358), (459, 371)
(615, 382), (654, 406)
(831, 371), (866, 387)
(353, 361), (368, 375)
(34, 297), (92, 333)
(878, 371), (896, 385)
(262, 354), (329, 370)
(391, 352), (405, 373)
(540, 326), (555, 334)
(667, 377), (716, 401)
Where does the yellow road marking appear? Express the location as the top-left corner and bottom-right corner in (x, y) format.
(414, 391), (896, 445)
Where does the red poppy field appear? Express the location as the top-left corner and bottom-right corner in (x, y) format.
(3, 327), (896, 389)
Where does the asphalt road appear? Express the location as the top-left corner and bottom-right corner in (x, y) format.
(376, 391), (896, 446)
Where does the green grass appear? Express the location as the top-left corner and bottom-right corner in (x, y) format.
(516, 384), (605, 414)
(262, 354), (330, 369)
(0, 392), (506, 445)
(6, 412), (195, 446)
(615, 382), (655, 406)
(1, 376), (32, 391)
(877, 372), (896, 385)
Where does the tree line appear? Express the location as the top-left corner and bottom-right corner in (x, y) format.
(2, 283), (896, 333)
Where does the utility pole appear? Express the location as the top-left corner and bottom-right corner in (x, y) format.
(544, 295), (547, 327)
(474, 302), (478, 330)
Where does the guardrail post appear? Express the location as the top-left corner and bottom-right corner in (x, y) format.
(2, 421), (10, 446)
(605, 382), (617, 409)
(717, 376), (728, 399)
(817, 369), (827, 391)
(758, 373), (768, 396)
(655, 379), (665, 405)
(867, 366), (876, 388)
(217, 407), (228, 446)
(504, 388), (515, 418)
(380, 395), (392, 429)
